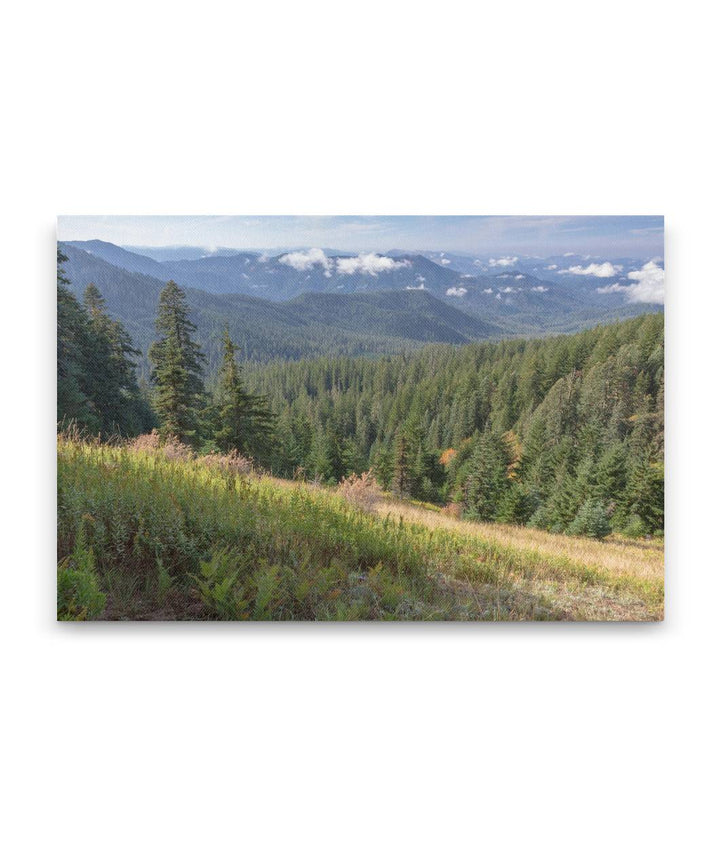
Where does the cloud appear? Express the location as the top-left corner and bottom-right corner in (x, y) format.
(279, 247), (333, 277)
(488, 256), (518, 267)
(440, 258), (451, 265)
(446, 286), (467, 297)
(482, 288), (493, 294)
(335, 253), (410, 276)
(594, 262), (664, 303)
(545, 264), (558, 270)
(531, 285), (549, 293)
(595, 282), (627, 294)
(560, 261), (623, 277)
(500, 286), (518, 293)
(514, 274), (524, 280)
(626, 261), (664, 303)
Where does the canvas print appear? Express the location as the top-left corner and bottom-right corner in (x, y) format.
(56, 216), (664, 621)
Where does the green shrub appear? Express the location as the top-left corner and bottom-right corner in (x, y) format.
(57, 544), (106, 620)
(622, 514), (647, 538)
(191, 550), (248, 620)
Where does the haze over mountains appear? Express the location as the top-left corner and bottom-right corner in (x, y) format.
(59, 239), (663, 367)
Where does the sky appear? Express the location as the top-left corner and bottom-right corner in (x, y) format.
(57, 215), (664, 258)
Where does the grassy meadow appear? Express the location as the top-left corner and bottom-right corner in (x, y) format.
(57, 435), (663, 621)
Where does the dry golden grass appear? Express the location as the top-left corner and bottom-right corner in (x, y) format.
(374, 500), (664, 584)
(265, 477), (663, 619)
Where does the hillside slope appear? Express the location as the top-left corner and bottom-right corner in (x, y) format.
(57, 436), (663, 621)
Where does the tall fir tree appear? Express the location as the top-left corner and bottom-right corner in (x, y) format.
(57, 249), (96, 430)
(392, 433), (410, 497)
(82, 283), (151, 435)
(148, 281), (205, 444)
(214, 328), (274, 458)
(464, 433), (511, 521)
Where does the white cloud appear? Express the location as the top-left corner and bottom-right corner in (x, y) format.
(278, 247), (333, 277)
(545, 264), (558, 270)
(531, 285), (549, 293)
(446, 286), (467, 297)
(514, 274), (524, 280)
(495, 292), (502, 300)
(560, 261), (623, 278)
(500, 286), (518, 293)
(335, 253), (410, 276)
(596, 282), (627, 294)
(626, 261), (664, 304)
(594, 262), (664, 304)
(488, 256), (518, 267)
(482, 288), (493, 294)
(406, 283), (426, 290)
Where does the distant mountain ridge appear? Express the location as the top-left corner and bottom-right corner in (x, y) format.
(61, 240), (663, 361)
(58, 243), (504, 367)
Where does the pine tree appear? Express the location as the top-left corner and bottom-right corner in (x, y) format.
(392, 433), (410, 497)
(464, 433), (511, 521)
(213, 328), (274, 457)
(57, 250), (96, 431)
(370, 442), (394, 490)
(82, 284), (150, 435)
(594, 443), (628, 505)
(307, 427), (335, 483)
(626, 459), (664, 533)
(148, 281), (205, 444)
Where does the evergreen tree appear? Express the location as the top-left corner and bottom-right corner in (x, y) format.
(568, 499), (612, 540)
(370, 442), (394, 490)
(213, 329), (274, 458)
(148, 281), (205, 444)
(464, 433), (511, 521)
(57, 255), (151, 435)
(392, 433), (410, 497)
(57, 250), (96, 431)
(82, 284), (150, 435)
(307, 427), (335, 482)
(626, 460), (664, 533)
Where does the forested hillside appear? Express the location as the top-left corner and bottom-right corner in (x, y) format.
(57, 249), (664, 538)
(245, 313), (664, 536)
(56, 247), (665, 622)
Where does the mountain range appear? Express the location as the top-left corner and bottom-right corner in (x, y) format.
(59, 239), (662, 367)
